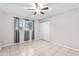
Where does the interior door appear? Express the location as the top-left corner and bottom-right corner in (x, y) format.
(39, 21), (50, 41)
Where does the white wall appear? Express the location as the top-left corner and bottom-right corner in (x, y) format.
(39, 21), (50, 41)
(38, 8), (79, 50)
(49, 8), (79, 50)
(0, 11), (39, 48)
(0, 12), (14, 48)
(34, 20), (39, 40)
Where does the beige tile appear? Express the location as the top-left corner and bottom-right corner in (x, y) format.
(67, 49), (79, 56)
(0, 47), (10, 56)
(54, 46), (69, 56)
(0, 40), (79, 56)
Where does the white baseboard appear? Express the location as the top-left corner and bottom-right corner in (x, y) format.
(41, 39), (79, 52)
(0, 43), (14, 49)
(52, 41), (79, 52)
(0, 39), (79, 52)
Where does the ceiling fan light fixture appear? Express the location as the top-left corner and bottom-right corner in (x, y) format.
(28, 3), (48, 15)
(35, 9), (41, 13)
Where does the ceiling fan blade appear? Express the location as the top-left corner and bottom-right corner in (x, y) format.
(27, 9), (35, 10)
(33, 12), (37, 15)
(40, 11), (44, 15)
(35, 3), (38, 6)
(35, 3), (39, 8)
(41, 7), (48, 10)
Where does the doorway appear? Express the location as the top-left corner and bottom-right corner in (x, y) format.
(39, 21), (50, 41)
(14, 17), (34, 43)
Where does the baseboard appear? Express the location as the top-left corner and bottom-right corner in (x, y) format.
(41, 39), (79, 52)
(53, 41), (79, 52)
(0, 39), (79, 52)
(0, 43), (14, 49)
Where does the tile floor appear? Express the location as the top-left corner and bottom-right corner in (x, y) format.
(0, 39), (79, 56)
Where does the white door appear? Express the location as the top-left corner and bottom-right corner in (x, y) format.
(39, 21), (50, 41)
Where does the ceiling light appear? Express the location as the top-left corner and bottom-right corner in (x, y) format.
(35, 9), (41, 13)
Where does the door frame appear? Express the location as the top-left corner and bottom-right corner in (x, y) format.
(14, 17), (35, 43)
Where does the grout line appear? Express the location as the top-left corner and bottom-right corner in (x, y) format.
(39, 39), (79, 52)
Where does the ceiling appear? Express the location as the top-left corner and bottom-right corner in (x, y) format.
(0, 3), (79, 20)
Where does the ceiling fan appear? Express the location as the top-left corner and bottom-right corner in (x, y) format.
(27, 3), (48, 15)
